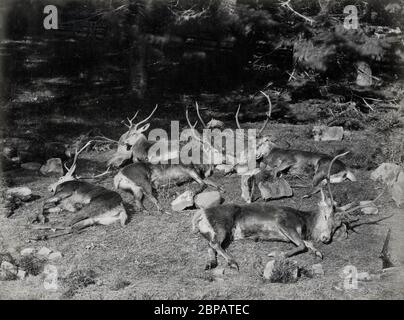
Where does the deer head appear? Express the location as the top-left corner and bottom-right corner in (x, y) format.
(108, 104), (158, 167)
(185, 103), (230, 167)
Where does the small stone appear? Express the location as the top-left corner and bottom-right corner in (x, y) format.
(17, 269), (27, 280)
(171, 190), (195, 212)
(20, 248), (36, 256)
(6, 187), (32, 202)
(40, 158), (64, 176)
(207, 119), (225, 129)
(1, 261), (18, 275)
(48, 251), (63, 260)
(311, 263), (324, 276)
(370, 163), (402, 187)
(194, 191), (222, 209)
(21, 162), (42, 171)
(359, 201), (379, 215)
(263, 260), (275, 280)
(212, 267), (225, 277)
(357, 272), (371, 281)
(313, 125), (344, 142)
(37, 247), (52, 258)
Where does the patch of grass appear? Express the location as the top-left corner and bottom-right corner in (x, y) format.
(61, 269), (97, 298)
(16, 255), (46, 276)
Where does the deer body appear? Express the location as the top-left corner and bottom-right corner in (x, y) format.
(38, 181), (127, 230)
(114, 161), (215, 212)
(192, 200), (333, 270)
(259, 147), (355, 187)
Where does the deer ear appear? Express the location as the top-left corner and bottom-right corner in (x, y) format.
(138, 123), (150, 133)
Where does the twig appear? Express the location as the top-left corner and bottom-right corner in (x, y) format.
(280, 0), (315, 24)
(361, 97), (374, 111)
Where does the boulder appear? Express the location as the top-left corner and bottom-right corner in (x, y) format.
(207, 119), (225, 129)
(370, 163), (402, 186)
(21, 162), (42, 171)
(37, 246), (52, 258)
(359, 201), (379, 215)
(48, 251), (63, 261)
(40, 158), (64, 176)
(356, 61), (373, 87)
(1, 261), (18, 275)
(171, 190), (195, 211)
(313, 125), (344, 142)
(194, 191), (222, 209)
(258, 177), (293, 200)
(311, 263), (324, 276)
(20, 248), (36, 256)
(6, 187), (32, 202)
(392, 171), (404, 208)
(17, 269), (27, 280)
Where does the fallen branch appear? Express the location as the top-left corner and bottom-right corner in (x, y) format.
(280, 0), (315, 24)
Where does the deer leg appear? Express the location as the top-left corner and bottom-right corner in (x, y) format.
(71, 218), (96, 231)
(268, 228), (308, 258)
(303, 241), (323, 259)
(205, 247), (218, 270)
(209, 241), (239, 271)
(142, 184), (162, 212)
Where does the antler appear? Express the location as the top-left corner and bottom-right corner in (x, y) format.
(123, 104), (159, 132)
(65, 141), (93, 176)
(195, 102), (207, 128)
(325, 151), (350, 211)
(77, 166), (111, 180)
(258, 90), (272, 136)
(235, 104), (242, 129)
(123, 111), (140, 129)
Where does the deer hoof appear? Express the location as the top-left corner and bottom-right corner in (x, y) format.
(315, 251), (323, 260)
(228, 260), (240, 272)
(205, 261), (218, 270)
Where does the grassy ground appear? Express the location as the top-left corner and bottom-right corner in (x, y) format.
(1, 120), (403, 300)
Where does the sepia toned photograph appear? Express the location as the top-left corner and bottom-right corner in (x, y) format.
(0, 0), (403, 303)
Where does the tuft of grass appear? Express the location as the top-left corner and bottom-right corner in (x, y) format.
(61, 269), (97, 298)
(16, 255), (46, 276)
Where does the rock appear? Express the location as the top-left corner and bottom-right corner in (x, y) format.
(359, 201), (379, 215)
(1, 261), (18, 275)
(312, 125), (344, 142)
(21, 162), (42, 171)
(370, 163), (402, 187)
(258, 177), (293, 200)
(392, 171), (404, 208)
(48, 251), (63, 260)
(17, 269), (27, 280)
(20, 248), (36, 256)
(207, 119), (225, 129)
(215, 164), (235, 174)
(171, 190), (195, 211)
(194, 191), (222, 209)
(40, 158), (64, 176)
(6, 187), (32, 201)
(37, 247), (52, 258)
(357, 272), (371, 281)
(311, 263), (324, 276)
(263, 260), (276, 280)
(356, 61), (373, 87)
(212, 267), (225, 277)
